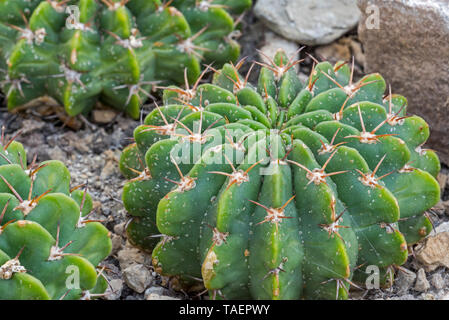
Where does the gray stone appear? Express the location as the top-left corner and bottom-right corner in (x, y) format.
(113, 222), (127, 237)
(144, 286), (170, 298)
(414, 268), (430, 292)
(430, 273), (445, 290)
(47, 146), (67, 162)
(116, 242), (149, 270)
(123, 264), (153, 293)
(432, 222), (449, 236)
(395, 267), (416, 293)
(105, 279), (124, 300)
(111, 234), (122, 255)
(358, 0), (449, 164)
(421, 293), (435, 300)
(100, 160), (117, 180)
(254, 0), (360, 45)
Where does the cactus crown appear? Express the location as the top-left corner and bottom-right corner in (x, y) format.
(0, 127), (112, 300)
(0, 0), (251, 119)
(120, 49), (440, 299)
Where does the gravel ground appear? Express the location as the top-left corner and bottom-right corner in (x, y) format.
(1, 12), (449, 301)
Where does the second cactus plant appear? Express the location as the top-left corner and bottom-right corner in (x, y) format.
(0, 127), (112, 299)
(0, 0), (251, 119)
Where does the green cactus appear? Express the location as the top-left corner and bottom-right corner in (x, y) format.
(0, 127), (112, 300)
(0, 0), (251, 119)
(119, 49), (440, 299)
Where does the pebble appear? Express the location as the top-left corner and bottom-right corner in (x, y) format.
(395, 267), (416, 293)
(47, 146), (67, 162)
(421, 293), (435, 300)
(431, 273), (445, 290)
(414, 269), (430, 292)
(92, 109), (119, 124)
(111, 234), (123, 255)
(144, 286), (170, 298)
(117, 242), (149, 270)
(113, 222), (127, 236)
(105, 279), (124, 300)
(440, 292), (449, 300)
(123, 264), (153, 294)
(101, 159), (118, 180)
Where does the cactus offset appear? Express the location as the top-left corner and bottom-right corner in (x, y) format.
(0, 127), (112, 299)
(0, 0), (251, 119)
(119, 50), (440, 299)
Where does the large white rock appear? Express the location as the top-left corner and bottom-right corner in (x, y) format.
(254, 0), (360, 45)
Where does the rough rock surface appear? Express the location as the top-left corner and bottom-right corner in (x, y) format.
(416, 231), (449, 272)
(358, 0), (449, 164)
(254, 0), (360, 45)
(396, 268), (417, 294)
(123, 264), (153, 293)
(431, 273), (445, 290)
(414, 269), (430, 292)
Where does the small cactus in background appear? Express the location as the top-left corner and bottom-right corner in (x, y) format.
(119, 49), (440, 299)
(0, 127), (112, 299)
(0, 0), (251, 119)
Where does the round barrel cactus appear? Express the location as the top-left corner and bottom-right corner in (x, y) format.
(119, 49), (440, 299)
(0, 127), (112, 299)
(0, 0), (251, 118)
